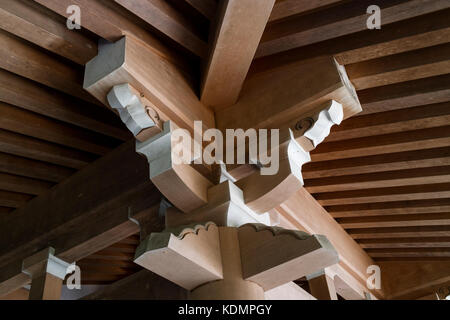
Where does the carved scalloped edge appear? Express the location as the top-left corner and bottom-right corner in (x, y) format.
(135, 221), (217, 260)
(303, 100), (343, 148)
(239, 223), (310, 240)
(169, 221), (217, 240)
(107, 83), (157, 136)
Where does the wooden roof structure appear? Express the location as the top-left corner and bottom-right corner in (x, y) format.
(0, 0), (449, 300)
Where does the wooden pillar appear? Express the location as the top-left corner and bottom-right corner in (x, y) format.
(22, 248), (70, 300)
(189, 227), (265, 300)
(307, 270), (338, 300)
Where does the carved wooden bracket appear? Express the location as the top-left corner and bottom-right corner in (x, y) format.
(165, 180), (270, 228)
(134, 222), (223, 290)
(134, 223), (339, 299)
(136, 121), (213, 213)
(236, 100), (344, 213)
(238, 224), (339, 290)
(107, 83), (163, 142)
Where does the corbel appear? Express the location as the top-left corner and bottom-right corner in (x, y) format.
(134, 222), (223, 290)
(165, 180), (271, 228)
(136, 121), (213, 213)
(238, 224), (339, 291)
(107, 83), (163, 142)
(236, 100), (344, 213)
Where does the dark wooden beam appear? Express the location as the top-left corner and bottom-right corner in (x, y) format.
(0, 129), (95, 170)
(114, 0), (208, 57)
(33, 0), (192, 71)
(0, 29), (96, 104)
(0, 141), (164, 297)
(257, 0), (449, 58)
(0, 101), (118, 156)
(358, 74), (450, 115)
(82, 270), (187, 300)
(304, 147), (450, 179)
(0, 0), (97, 64)
(0, 152), (74, 182)
(0, 68), (130, 141)
(314, 182), (450, 206)
(327, 198), (450, 218)
(252, 9), (450, 73)
(0, 172), (52, 195)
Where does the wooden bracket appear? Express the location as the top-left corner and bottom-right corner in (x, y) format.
(136, 121), (212, 213)
(107, 83), (163, 141)
(134, 222), (223, 290)
(238, 224), (339, 291)
(165, 180), (270, 228)
(236, 100), (344, 213)
(134, 222), (339, 299)
(84, 36), (214, 133)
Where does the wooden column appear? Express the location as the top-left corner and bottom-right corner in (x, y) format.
(22, 248), (70, 300)
(189, 227), (265, 300)
(307, 270), (338, 300)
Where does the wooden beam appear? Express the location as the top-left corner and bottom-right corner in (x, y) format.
(327, 198), (450, 218)
(0, 190), (32, 208)
(0, 173), (52, 196)
(338, 212), (450, 229)
(273, 187), (383, 298)
(83, 269), (187, 300)
(34, 0), (191, 70)
(0, 207), (14, 214)
(346, 43), (450, 90)
(307, 271), (338, 300)
(0, 152), (74, 182)
(0, 288), (29, 300)
(367, 248), (450, 258)
(348, 225), (450, 240)
(358, 237), (450, 249)
(114, 0), (207, 57)
(0, 0), (97, 64)
(327, 102), (450, 142)
(257, 0), (449, 57)
(304, 147), (450, 179)
(0, 142), (164, 297)
(0, 29), (95, 104)
(0, 129), (95, 170)
(380, 260), (450, 299)
(358, 74), (450, 115)
(184, 0), (217, 19)
(314, 183), (450, 206)
(306, 166), (450, 193)
(0, 102), (117, 156)
(252, 9), (450, 73)
(269, 0), (342, 22)
(22, 248), (69, 300)
(216, 56), (361, 132)
(200, 0), (275, 109)
(0, 69), (130, 141)
(312, 126), (450, 162)
(84, 36), (214, 133)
